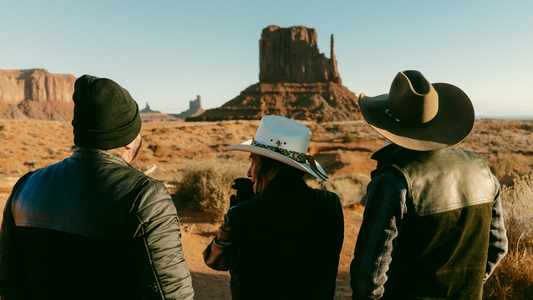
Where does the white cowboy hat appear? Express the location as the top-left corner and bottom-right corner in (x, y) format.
(359, 70), (475, 151)
(225, 115), (328, 180)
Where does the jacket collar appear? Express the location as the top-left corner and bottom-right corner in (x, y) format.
(370, 144), (413, 178)
(70, 147), (132, 167)
(262, 174), (308, 197)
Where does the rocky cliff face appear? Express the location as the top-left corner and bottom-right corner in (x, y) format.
(0, 69), (75, 121)
(188, 82), (359, 122)
(188, 25), (360, 122)
(260, 25), (341, 84)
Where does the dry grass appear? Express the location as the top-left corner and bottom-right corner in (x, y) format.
(171, 157), (371, 221)
(307, 174), (370, 206)
(484, 173), (533, 299)
(172, 157), (249, 221)
(488, 154), (532, 180)
(342, 132), (355, 143)
(1, 118), (532, 297)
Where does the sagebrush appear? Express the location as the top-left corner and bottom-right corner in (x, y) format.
(488, 153), (532, 179)
(483, 173), (533, 299)
(173, 158), (248, 221)
(173, 158), (370, 220)
(306, 174), (369, 206)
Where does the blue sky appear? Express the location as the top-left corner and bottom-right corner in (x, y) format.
(1, 0), (532, 117)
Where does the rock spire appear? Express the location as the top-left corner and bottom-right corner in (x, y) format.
(188, 25), (360, 122)
(259, 25), (341, 84)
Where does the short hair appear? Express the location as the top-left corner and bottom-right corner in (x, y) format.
(71, 145), (126, 158)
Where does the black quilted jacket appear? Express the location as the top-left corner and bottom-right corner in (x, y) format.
(0, 149), (194, 300)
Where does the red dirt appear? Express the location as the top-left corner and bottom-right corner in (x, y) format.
(1, 118), (532, 298)
(0, 119), (368, 299)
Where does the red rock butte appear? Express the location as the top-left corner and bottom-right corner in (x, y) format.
(0, 69), (76, 121)
(188, 25), (362, 122)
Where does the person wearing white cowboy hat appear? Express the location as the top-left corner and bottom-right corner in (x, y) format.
(350, 70), (508, 300)
(203, 115), (344, 300)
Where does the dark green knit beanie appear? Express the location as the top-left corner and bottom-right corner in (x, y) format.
(72, 75), (141, 150)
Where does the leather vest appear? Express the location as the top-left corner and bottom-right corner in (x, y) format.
(392, 148), (495, 216)
(382, 148), (495, 300)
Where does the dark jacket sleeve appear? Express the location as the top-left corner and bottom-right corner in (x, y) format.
(484, 176), (508, 282)
(0, 174), (34, 299)
(203, 208), (238, 271)
(130, 180), (194, 300)
(323, 191), (345, 298)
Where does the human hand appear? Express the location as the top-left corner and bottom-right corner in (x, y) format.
(229, 178), (255, 207)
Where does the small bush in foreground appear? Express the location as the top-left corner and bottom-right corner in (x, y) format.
(174, 156), (371, 220)
(307, 174), (370, 207)
(174, 159), (248, 221)
(483, 173), (533, 299)
(488, 153), (531, 179)
(317, 114), (330, 124)
(342, 132), (355, 143)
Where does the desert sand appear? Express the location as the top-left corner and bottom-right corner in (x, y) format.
(1, 118), (532, 299)
(0, 119), (370, 299)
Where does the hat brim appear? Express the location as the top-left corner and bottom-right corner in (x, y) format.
(225, 140), (328, 180)
(359, 83), (475, 151)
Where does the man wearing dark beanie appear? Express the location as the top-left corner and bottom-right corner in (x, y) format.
(0, 75), (195, 299)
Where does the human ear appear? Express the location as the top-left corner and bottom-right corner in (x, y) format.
(124, 141), (134, 150)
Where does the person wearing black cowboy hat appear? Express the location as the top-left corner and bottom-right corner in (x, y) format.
(350, 70), (508, 300)
(203, 115), (344, 300)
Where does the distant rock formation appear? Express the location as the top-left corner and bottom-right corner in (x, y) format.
(139, 96), (204, 122)
(139, 102), (178, 123)
(260, 25), (341, 84)
(140, 102), (177, 122)
(140, 112), (178, 123)
(171, 95), (205, 119)
(140, 102), (161, 114)
(188, 26), (360, 122)
(0, 69), (75, 121)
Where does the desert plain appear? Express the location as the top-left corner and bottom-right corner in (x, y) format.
(0, 117), (532, 299)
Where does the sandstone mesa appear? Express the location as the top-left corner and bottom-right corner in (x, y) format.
(1, 25), (361, 123)
(188, 25), (362, 122)
(0, 69), (75, 121)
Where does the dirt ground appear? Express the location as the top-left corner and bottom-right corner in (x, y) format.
(1, 118), (531, 298)
(0, 119), (369, 299)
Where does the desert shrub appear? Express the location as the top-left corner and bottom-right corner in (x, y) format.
(174, 158), (248, 221)
(317, 114), (330, 124)
(342, 132), (355, 143)
(488, 153), (531, 179)
(307, 174), (370, 207)
(484, 173), (533, 299)
(325, 124), (341, 133)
